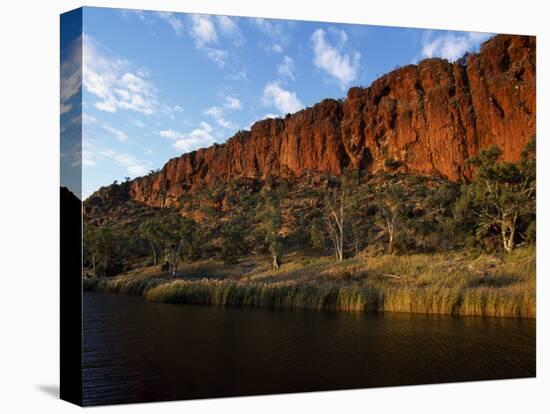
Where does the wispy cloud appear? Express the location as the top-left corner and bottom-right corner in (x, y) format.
(102, 124), (129, 142)
(130, 118), (145, 128)
(120, 9), (146, 21)
(311, 28), (360, 89)
(226, 69), (249, 81)
(253, 18), (284, 37)
(419, 31), (492, 61)
(60, 35), (82, 115)
(83, 34), (159, 114)
(61, 138), (83, 169)
(83, 111), (131, 143)
(204, 106), (236, 129)
(82, 140), (96, 167)
(223, 95), (242, 110)
(278, 56), (295, 80)
(156, 12), (184, 35)
(100, 149), (151, 175)
(160, 122), (217, 153)
(216, 15), (244, 46)
(262, 81), (304, 114)
(254, 18), (290, 54)
(189, 14), (218, 44)
(203, 94), (242, 129)
(188, 14), (234, 67)
(246, 113), (281, 130)
(82, 139), (151, 176)
(270, 43), (283, 53)
(82, 113), (96, 125)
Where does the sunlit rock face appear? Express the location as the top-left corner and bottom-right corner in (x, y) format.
(93, 35), (535, 208)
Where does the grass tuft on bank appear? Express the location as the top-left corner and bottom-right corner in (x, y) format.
(83, 247), (535, 318)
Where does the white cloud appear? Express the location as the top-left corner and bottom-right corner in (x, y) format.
(224, 95), (242, 110)
(83, 34), (159, 115)
(83, 113), (130, 144)
(254, 19), (292, 53)
(246, 113), (281, 130)
(160, 122), (217, 153)
(60, 35), (82, 115)
(271, 43), (283, 53)
(156, 12), (184, 35)
(121, 9), (146, 21)
(82, 140), (151, 176)
(60, 138), (83, 169)
(202, 94), (242, 129)
(217, 16), (237, 35)
(130, 119), (145, 128)
(262, 82), (304, 114)
(216, 15), (244, 46)
(102, 124), (129, 142)
(278, 56), (295, 80)
(82, 113), (96, 125)
(82, 140), (96, 167)
(311, 28), (360, 89)
(204, 106), (236, 129)
(100, 149), (151, 175)
(254, 18), (283, 37)
(188, 14), (230, 67)
(226, 69), (248, 81)
(420, 31), (492, 61)
(205, 48), (228, 67)
(160, 104), (185, 120)
(189, 14), (218, 45)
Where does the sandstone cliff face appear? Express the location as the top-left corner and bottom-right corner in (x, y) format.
(125, 34), (535, 208)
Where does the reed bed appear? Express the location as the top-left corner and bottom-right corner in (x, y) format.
(83, 274), (165, 295)
(144, 280), (383, 312)
(83, 247), (536, 318)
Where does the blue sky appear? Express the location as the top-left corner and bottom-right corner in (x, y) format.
(60, 7), (493, 199)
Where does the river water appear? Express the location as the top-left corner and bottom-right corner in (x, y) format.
(83, 292), (535, 406)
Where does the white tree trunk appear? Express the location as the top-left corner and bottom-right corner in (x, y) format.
(272, 254), (280, 269)
(149, 241), (157, 267)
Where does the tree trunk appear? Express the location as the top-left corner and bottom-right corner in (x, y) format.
(331, 237), (339, 262)
(507, 226), (516, 253)
(502, 214), (518, 254)
(328, 191), (345, 263)
(272, 254), (280, 269)
(92, 254), (96, 277)
(149, 241), (157, 267)
(339, 192), (344, 262)
(386, 218), (395, 254)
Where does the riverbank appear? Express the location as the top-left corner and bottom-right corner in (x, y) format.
(83, 247), (535, 318)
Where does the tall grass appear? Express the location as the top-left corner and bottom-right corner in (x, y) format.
(142, 280), (378, 311)
(83, 274), (164, 295)
(84, 247), (536, 318)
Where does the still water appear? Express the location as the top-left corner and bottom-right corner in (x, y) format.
(83, 292), (535, 406)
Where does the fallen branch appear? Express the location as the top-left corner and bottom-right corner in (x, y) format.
(380, 272), (403, 279)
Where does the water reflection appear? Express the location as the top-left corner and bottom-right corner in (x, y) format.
(83, 292), (535, 406)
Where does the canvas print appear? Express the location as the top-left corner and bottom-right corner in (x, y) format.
(60, 6), (536, 406)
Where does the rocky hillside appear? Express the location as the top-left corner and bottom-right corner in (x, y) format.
(89, 34), (535, 209)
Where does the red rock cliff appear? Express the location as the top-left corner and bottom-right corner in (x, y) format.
(127, 34), (535, 208)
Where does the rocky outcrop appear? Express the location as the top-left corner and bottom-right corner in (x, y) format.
(103, 34), (535, 208)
